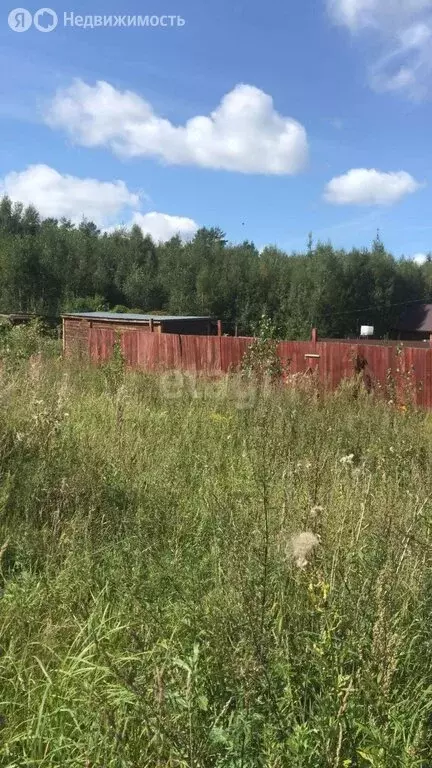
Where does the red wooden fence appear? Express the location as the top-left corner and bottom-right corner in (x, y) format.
(87, 326), (432, 408)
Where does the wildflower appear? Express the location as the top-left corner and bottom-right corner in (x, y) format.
(289, 531), (320, 569)
(339, 454), (354, 466)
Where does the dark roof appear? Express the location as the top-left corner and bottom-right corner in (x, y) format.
(0, 312), (38, 320)
(0, 313), (59, 324)
(62, 312), (212, 323)
(394, 304), (432, 333)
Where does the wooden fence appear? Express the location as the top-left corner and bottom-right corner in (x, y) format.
(87, 326), (432, 408)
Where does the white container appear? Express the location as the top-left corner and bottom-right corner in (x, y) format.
(360, 325), (374, 337)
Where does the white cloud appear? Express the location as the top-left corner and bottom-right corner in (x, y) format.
(328, 0), (432, 97)
(126, 212), (198, 242)
(328, 0), (432, 32)
(413, 252), (428, 264)
(324, 168), (423, 205)
(328, 0), (375, 31)
(45, 79), (309, 175)
(0, 164), (199, 240)
(0, 164), (139, 226)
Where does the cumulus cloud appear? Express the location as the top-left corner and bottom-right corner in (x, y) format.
(328, 0), (432, 32)
(0, 164), (199, 240)
(114, 212), (198, 242)
(0, 164), (139, 226)
(327, 0), (432, 97)
(45, 80), (309, 175)
(324, 168), (423, 206)
(413, 252), (428, 264)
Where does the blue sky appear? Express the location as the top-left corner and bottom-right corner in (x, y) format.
(1, 0), (432, 258)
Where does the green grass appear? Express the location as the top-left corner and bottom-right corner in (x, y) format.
(1, 340), (432, 766)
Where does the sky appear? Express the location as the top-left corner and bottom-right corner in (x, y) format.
(1, 0), (432, 261)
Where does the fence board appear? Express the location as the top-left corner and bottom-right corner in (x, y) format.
(89, 327), (115, 362)
(220, 336), (252, 372)
(179, 335), (222, 374)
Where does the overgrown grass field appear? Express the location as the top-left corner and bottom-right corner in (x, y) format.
(1, 328), (432, 766)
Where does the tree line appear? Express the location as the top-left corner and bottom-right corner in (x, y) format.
(1, 195), (431, 338)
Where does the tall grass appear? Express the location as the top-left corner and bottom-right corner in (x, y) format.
(1, 331), (432, 766)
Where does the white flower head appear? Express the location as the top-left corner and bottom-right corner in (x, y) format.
(340, 454), (354, 466)
(289, 531), (320, 569)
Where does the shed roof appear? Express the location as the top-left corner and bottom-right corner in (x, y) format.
(394, 304), (432, 333)
(62, 312), (212, 323)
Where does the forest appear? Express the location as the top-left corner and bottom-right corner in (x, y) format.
(1, 194), (431, 338)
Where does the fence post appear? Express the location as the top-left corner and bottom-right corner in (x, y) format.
(149, 319), (154, 333)
(217, 319), (222, 337)
(311, 327), (318, 344)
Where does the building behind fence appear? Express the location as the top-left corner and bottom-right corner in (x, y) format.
(62, 311), (219, 358)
